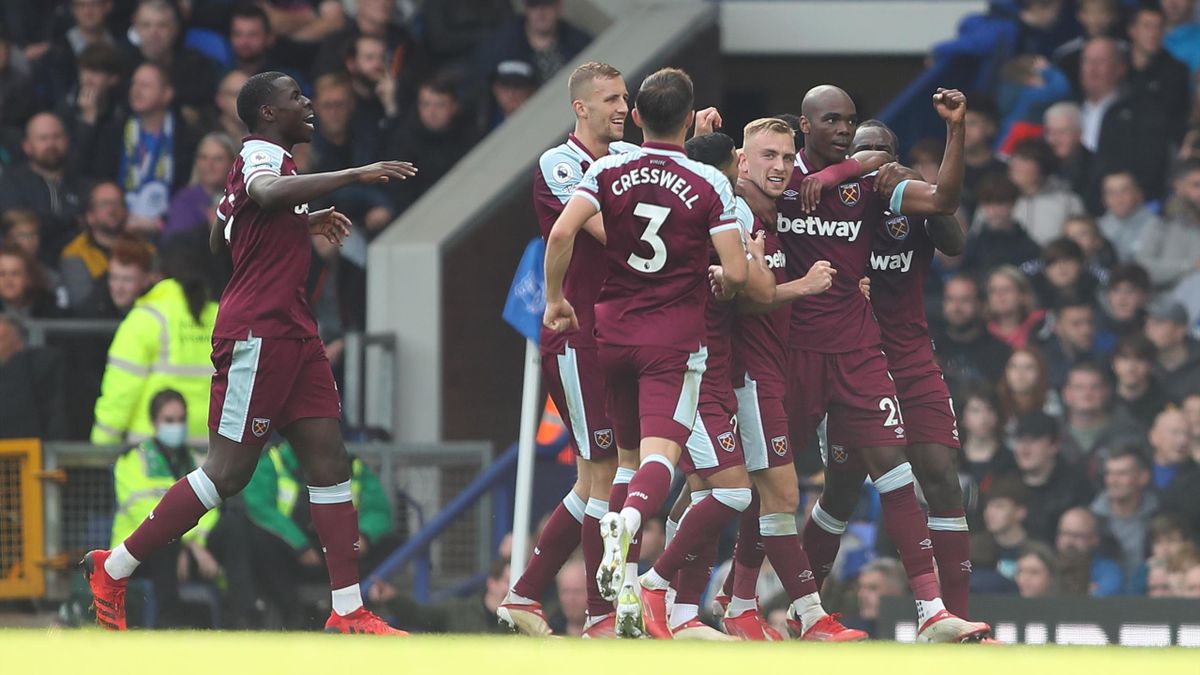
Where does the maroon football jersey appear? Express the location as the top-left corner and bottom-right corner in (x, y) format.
(574, 142), (738, 350)
(533, 134), (639, 352)
(731, 193), (790, 400)
(869, 211), (936, 374)
(214, 136), (318, 339)
(776, 150), (883, 353)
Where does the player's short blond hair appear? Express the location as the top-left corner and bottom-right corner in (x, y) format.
(568, 62), (622, 102)
(743, 117), (795, 143)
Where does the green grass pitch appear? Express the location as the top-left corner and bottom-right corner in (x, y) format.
(2, 630), (1196, 675)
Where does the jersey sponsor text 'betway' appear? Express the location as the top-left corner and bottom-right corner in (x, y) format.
(777, 214), (862, 241)
(869, 250), (914, 273)
(610, 163), (701, 209)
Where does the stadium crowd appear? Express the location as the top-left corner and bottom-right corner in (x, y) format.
(4, 0), (1200, 636)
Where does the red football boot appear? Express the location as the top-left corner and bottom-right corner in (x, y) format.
(797, 612), (868, 642)
(324, 607), (409, 635)
(80, 550), (127, 631)
(581, 613), (617, 639)
(722, 609), (781, 641)
(638, 584), (672, 639)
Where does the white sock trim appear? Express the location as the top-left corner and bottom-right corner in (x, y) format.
(759, 512), (798, 537)
(640, 453), (675, 479)
(669, 603), (699, 629)
(613, 467), (636, 485)
(642, 568), (670, 590)
(873, 462), (915, 494)
(186, 468), (222, 510)
(689, 488), (712, 504)
(564, 491), (586, 522)
(727, 595), (758, 617)
(927, 515), (969, 532)
(585, 497), (608, 519)
(309, 480), (352, 504)
(104, 543), (140, 580)
(792, 592), (827, 631)
(712, 487), (753, 512)
(331, 583), (364, 616)
(665, 517), (678, 545)
(916, 597), (945, 625)
(811, 502), (847, 535)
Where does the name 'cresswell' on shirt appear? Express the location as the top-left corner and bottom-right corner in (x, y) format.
(609, 162), (701, 209)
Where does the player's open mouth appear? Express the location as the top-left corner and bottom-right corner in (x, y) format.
(832, 141), (849, 152)
(767, 176), (785, 184)
(304, 113), (316, 127)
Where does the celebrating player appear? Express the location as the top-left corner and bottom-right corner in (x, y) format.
(543, 67), (751, 639)
(498, 62), (641, 638)
(81, 71), (417, 634)
(821, 119), (973, 619)
(780, 85), (989, 642)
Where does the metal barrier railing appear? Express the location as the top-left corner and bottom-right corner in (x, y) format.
(37, 440), (492, 600)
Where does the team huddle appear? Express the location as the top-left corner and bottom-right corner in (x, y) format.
(498, 62), (995, 642)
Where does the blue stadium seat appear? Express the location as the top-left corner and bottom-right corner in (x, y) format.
(185, 28), (233, 69)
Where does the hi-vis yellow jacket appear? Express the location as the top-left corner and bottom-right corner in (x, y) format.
(91, 279), (218, 445)
(110, 439), (218, 548)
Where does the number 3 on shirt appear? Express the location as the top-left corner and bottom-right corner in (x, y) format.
(628, 202), (671, 273)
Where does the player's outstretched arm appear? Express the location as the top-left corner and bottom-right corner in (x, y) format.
(248, 161), (417, 211)
(875, 163), (965, 255)
(793, 150), (893, 211)
(885, 88), (966, 217)
(543, 195), (596, 332)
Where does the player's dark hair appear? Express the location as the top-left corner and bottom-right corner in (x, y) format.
(634, 68), (694, 137)
(772, 113), (804, 149)
(149, 388), (187, 423)
(230, 1), (271, 32)
(159, 242), (211, 325)
(1041, 237), (1084, 264)
(684, 132), (735, 172)
(856, 119), (898, 153)
(237, 70), (287, 132)
(1114, 333), (1156, 362)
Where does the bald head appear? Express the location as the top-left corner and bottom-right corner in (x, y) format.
(1080, 37), (1127, 100)
(801, 85), (854, 119)
(799, 85), (857, 166)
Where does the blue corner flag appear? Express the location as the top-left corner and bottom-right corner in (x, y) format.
(503, 237), (546, 344)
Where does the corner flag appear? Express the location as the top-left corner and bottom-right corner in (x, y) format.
(502, 237), (545, 344)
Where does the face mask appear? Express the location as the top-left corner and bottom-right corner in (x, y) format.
(156, 422), (187, 448)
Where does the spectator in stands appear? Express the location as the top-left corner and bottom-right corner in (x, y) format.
(383, 73), (478, 214)
(199, 70), (250, 150)
(389, 558), (514, 633)
(839, 558), (906, 638)
(485, 60), (539, 130)
(85, 233), (155, 320)
(0, 244), (62, 319)
(242, 439), (394, 628)
(228, 4), (282, 78)
(1008, 138), (1086, 246)
(933, 274), (1012, 396)
(999, 348), (1063, 437)
(468, 0), (589, 107)
(163, 132), (236, 243)
(1058, 361), (1145, 470)
(1111, 334), (1169, 430)
(0, 112), (85, 263)
(1162, 0), (1200, 72)
(344, 33), (402, 130)
(1143, 297), (1200, 403)
(1097, 171), (1160, 264)
(959, 384), (1016, 490)
(1077, 37), (1125, 154)
(0, 27), (37, 135)
(1040, 301), (1108, 389)
(1097, 263), (1149, 338)
(123, 0), (220, 120)
(1028, 238), (1101, 311)
(59, 180), (127, 309)
(1092, 446), (1158, 576)
(963, 174), (1041, 274)
(1016, 541), (1060, 598)
(985, 266), (1046, 349)
(314, 0), (427, 111)
(1184, 393), (1200, 462)
(257, 0), (346, 53)
(1135, 159), (1200, 290)
(40, 0), (123, 106)
(1052, 0), (1120, 94)
(1126, 5), (1190, 144)
(905, 138), (943, 185)
(109, 388), (223, 628)
(1055, 507), (1124, 596)
(58, 43), (127, 182)
(1062, 215), (1116, 272)
(1148, 408), (1196, 493)
(961, 94), (1006, 221)
(1042, 102), (1100, 214)
(0, 312), (66, 439)
(982, 475), (1031, 582)
(1145, 559), (1174, 596)
(547, 557), (586, 636)
(1, 211), (64, 301)
(91, 244), (216, 446)
(1007, 411), (1094, 543)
